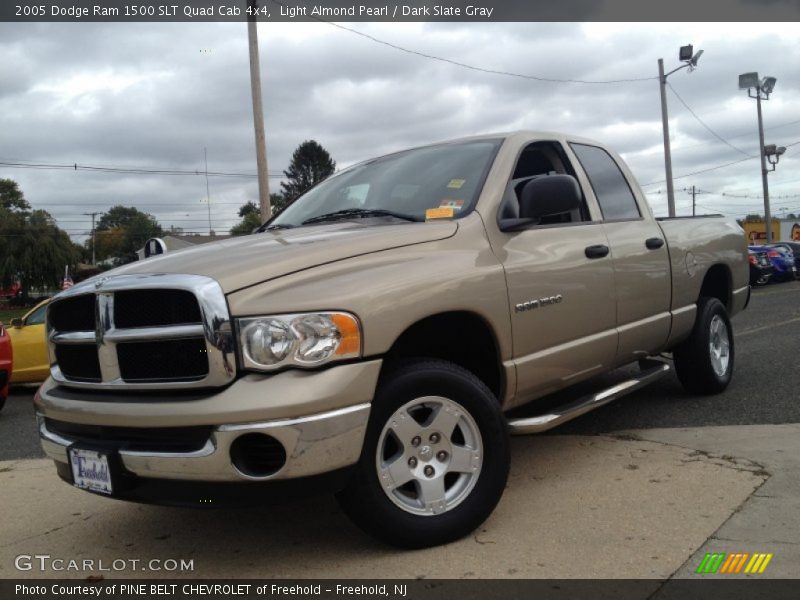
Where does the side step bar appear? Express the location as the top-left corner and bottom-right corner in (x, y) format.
(507, 358), (671, 435)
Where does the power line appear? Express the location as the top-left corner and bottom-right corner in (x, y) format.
(666, 83), (753, 158)
(319, 19), (656, 85)
(0, 160), (286, 178)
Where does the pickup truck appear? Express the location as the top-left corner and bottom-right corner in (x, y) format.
(36, 131), (749, 548)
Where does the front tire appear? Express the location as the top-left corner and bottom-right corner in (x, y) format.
(337, 359), (509, 548)
(673, 297), (734, 395)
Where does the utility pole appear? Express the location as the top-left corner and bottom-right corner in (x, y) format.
(247, 0), (272, 222)
(684, 185), (706, 216)
(657, 45), (704, 218)
(83, 212), (99, 265)
(755, 90), (772, 243)
(658, 59), (676, 218)
(204, 147), (212, 235)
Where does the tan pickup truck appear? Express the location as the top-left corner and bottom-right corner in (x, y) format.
(36, 131), (748, 548)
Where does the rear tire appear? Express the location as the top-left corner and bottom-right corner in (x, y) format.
(337, 359), (509, 549)
(673, 297), (734, 395)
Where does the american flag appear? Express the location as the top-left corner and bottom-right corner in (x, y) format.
(62, 266), (73, 290)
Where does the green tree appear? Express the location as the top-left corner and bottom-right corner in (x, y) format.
(230, 193), (291, 236)
(91, 205), (163, 265)
(0, 179), (77, 292)
(230, 201), (262, 236)
(280, 140), (336, 202)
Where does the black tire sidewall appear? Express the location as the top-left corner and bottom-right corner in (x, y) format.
(674, 297), (735, 394)
(338, 360), (509, 548)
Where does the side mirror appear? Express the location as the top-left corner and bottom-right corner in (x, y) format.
(519, 175), (582, 220)
(498, 175), (583, 232)
(10, 318), (22, 328)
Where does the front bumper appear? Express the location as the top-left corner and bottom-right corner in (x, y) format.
(36, 359), (381, 485)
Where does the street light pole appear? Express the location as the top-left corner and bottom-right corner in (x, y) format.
(740, 73), (778, 244)
(657, 45), (703, 218)
(658, 58), (676, 218)
(755, 91), (772, 243)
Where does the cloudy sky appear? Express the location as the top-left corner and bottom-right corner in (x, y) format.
(1, 21), (799, 243)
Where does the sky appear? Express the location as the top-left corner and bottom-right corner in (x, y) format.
(1, 21), (800, 243)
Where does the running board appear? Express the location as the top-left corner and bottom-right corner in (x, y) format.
(507, 359), (671, 435)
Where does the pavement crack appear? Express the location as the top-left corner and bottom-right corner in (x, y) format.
(712, 535), (800, 546)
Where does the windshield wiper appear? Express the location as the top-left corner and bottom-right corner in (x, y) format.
(264, 223), (295, 231)
(302, 208), (421, 225)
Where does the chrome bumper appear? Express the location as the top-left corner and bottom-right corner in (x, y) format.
(39, 403), (370, 482)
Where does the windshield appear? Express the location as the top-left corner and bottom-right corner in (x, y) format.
(269, 139), (501, 228)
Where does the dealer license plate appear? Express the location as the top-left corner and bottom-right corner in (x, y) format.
(69, 448), (113, 495)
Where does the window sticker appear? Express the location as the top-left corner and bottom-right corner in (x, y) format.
(439, 199), (465, 211)
(447, 179), (466, 189)
(426, 207), (456, 220)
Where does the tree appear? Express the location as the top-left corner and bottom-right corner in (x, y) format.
(0, 179), (77, 292)
(90, 205), (163, 265)
(230, 193), (291, 236)
(280, 140), (336, 201)
(230, 201), (262, 236)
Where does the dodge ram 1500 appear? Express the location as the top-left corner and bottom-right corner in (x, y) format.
(36, 131), (748, 548)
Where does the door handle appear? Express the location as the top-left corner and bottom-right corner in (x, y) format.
(645, 237), (665, 250)
(585, 244), (610, 259)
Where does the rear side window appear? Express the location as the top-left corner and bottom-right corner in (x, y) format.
(570, 143), (640, 220)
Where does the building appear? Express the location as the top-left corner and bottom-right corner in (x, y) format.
(742, 219), (800, 244)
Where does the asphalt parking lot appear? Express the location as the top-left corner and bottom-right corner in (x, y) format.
(1, 282), (798, 579)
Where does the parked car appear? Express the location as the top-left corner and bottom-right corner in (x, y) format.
(36, 131), (748, 548)
(766, 241), (800, 273)
(7, 299), (50, 383)
(748, 248), (774, 286)
(0, 322), (11, 412)
(750, 245), (797, 282)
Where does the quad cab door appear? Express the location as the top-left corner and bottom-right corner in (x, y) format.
(487, 140), (618, 406)
(568, 143), (671, 362)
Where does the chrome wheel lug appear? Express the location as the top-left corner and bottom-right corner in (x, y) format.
(411, 436), (421, 447)
(437, 450), (448, 461)
(408, 457), (418, 468)
(429, 432), (441, 443)
(424, 465), (435, 477)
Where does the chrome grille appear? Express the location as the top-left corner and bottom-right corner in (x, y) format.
(47, 274), (235, 390)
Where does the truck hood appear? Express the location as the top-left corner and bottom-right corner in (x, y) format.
(105, 220), (458, 293)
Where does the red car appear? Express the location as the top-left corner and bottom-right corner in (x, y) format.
(0, 321), (11, 411)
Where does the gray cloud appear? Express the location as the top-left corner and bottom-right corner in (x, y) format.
(1, 21), (800, 242)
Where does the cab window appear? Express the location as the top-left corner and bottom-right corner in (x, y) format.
(569, 143), (640, 220)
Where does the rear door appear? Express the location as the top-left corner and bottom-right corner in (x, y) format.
(568, 143), (671, 363)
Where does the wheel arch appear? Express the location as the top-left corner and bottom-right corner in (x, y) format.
(379, 311), (505, 402)
(699, 263), (733, 312)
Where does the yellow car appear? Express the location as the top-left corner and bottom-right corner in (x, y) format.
(8, 299), (50, 384)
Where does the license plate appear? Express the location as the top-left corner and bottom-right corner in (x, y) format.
(69, 448), (113, 495)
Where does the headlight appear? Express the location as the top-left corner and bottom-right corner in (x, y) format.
(237, 312), (361, 371)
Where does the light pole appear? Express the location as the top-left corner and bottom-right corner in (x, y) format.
(739, 73), (779, 243)
(658, 44), (704, 217)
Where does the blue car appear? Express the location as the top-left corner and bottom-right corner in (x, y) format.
(750, 245), (797, 282)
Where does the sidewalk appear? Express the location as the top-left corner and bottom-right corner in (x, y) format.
(628, 424), (800, 579)
(2, 427), (783, 579)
